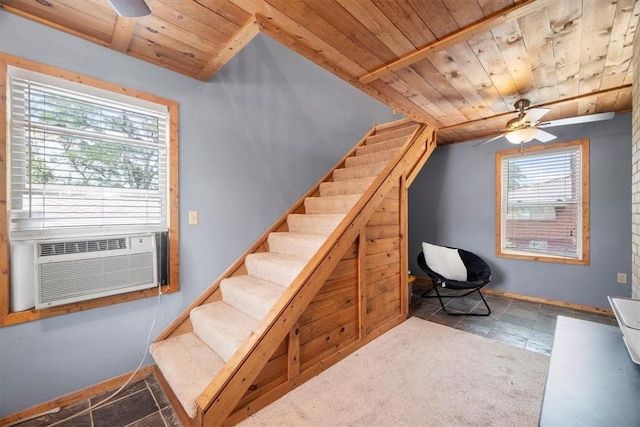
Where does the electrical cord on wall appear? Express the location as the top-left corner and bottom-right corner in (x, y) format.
(45, 283), (164, 427)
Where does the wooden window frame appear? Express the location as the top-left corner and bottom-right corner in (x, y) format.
(495, 139), (590, 265)
(0, 53), (180, 326)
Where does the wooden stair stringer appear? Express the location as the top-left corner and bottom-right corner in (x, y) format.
(197, 122), (437, 425)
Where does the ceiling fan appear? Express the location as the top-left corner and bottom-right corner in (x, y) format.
(474, 99), (615, 147)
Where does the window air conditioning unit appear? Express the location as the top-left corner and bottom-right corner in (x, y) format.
(28, 234), (158, 309)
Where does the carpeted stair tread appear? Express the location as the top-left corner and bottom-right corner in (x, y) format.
(245, 252), (308, 286)
(366, 124), (418, 145)
(149, 332), (225, 419)
(220, 275), (288, 320)
(319, 177), (375, 197)
(356, 135), (407, 156)
(345, 148), (398, 168)
(268, 232), (327, 259)
(287, 213), (345, 235)
(304, 194), (361, 214)
(191, 301), (259, 362)
(333, 162), (387, 181)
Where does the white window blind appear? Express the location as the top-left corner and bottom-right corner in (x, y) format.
(501, 145), (582, 259)
(9, 71), (168, 240)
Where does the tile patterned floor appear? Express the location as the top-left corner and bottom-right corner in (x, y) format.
(13, 288), (617, 426)
(13, 375), (181, 427)
(410, 280), (617, 356)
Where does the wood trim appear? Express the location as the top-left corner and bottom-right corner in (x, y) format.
(399, 176), (409, 316)
(413, 274), (614, 315)
(357, 231), (367, 339)
(439, 85), (632, 133)
(110, 16), (137, 52)
(196, 17), (260, 81)
(495, 138), (590, 265)
(359, 0), (550, 84)
(287, 322), (301, 381)
(0, 366), (154, 427)
(0, 52), (180, 327)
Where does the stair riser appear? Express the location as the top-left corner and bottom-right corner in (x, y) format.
(220, 278), (284, 320)
(332, 162), (386, 181)
(245, 255), (305, 286)
(268, 233), (326, 259)
(287, 214), (344, 235)
(319, 177), (374, 197)
(304, 195), (359, 214)
(366, 125), (417, 145)
(356, 136), (406, 156)
(345, 149), (396, 168)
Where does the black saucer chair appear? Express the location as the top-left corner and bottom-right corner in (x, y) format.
(417, 244), (492, 316)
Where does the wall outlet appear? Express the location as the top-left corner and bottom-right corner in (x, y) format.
(617, 272), (627, 284)
(188, 210), (198, 225)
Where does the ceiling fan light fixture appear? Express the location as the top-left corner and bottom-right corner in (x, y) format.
(108, 0), (151, 17)
(505, 127), (539, 144)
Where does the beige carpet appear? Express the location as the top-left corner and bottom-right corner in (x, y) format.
(239, 317), (549, 427)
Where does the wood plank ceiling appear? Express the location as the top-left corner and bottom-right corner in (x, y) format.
(1, 0), (637, 144)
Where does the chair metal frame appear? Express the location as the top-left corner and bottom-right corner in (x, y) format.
(417, 248), (492, 316)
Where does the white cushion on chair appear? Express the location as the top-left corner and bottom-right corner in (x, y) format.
(422, 242), (467, 281)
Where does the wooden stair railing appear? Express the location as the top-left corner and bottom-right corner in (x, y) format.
(153, 118), (437, 426)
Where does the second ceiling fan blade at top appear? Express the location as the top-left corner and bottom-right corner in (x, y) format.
(519, 108), (550, 126)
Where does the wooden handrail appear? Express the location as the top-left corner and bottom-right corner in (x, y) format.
(197, 122), (436, 424)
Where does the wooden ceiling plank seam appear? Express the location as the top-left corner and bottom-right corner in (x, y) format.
(617, 0), (640, 88)
(490, 20), (541, 104)
(263, 0), (384, 71)
(193, 0), (252, 27)
(426, 49), (497, 119)
(369, 0), (437, 48)
(156, 0), (243, 37)
(133, 21), (218, 66)
(384, 67), (469, 123)
(197, 17), (260, 80)
(594, 92), (621, 113)
(441, 0), (486, 28)
(477, 0), (516, 16)
(300, 0), (399, 65)
(445, 42), (512, 115)
(600, 0), (637, 90)
(547, 0), (582, 100)
(128, 35), (208, 75)
(465, 30), (522, 109)
(334, 0), (418, 54)
(110, 16), (138, 52)
(517, 6), (560, 104)
(359, 0), (551, 84)
(410, 61), (485, 122)
(368, 80), (441, 126)
(148, 0), (242, 46)
(0, 1), (113, 45)
(139, 14), (227, 55)
(381, 74), (450, 122)
(254, 13), (433, 125)
(577, 0), (617, 98)
(407, 0), (460, 38)
(612, 86), (633, 112)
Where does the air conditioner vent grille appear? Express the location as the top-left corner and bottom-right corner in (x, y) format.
(39, 238), (127, 257)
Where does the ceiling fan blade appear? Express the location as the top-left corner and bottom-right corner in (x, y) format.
(538, 112), (615, 128)
(534, 129), (557, 143)
(520, 108), (550, 125)
(472, 134), (504, 147)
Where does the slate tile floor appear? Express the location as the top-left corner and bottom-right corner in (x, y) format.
(409, 280), (618, 355)
(14, 287), (618, 426)
(13, 375), (182, 427)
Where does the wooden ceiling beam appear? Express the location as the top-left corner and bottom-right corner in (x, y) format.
(196, 17), (260, 81)
(359, 0), (550, 84)
(438, 84), (632, 132)
(110, 16), (137, 52)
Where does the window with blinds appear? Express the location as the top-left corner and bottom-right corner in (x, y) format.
(496, 139), (589, 265)
(8, 67), (169, 240)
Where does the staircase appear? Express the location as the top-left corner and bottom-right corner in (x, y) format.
(150, 118), (436, 426)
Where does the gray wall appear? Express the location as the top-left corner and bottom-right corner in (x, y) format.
(409, 113), (632, 309)
(0, 12), (397, 416)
